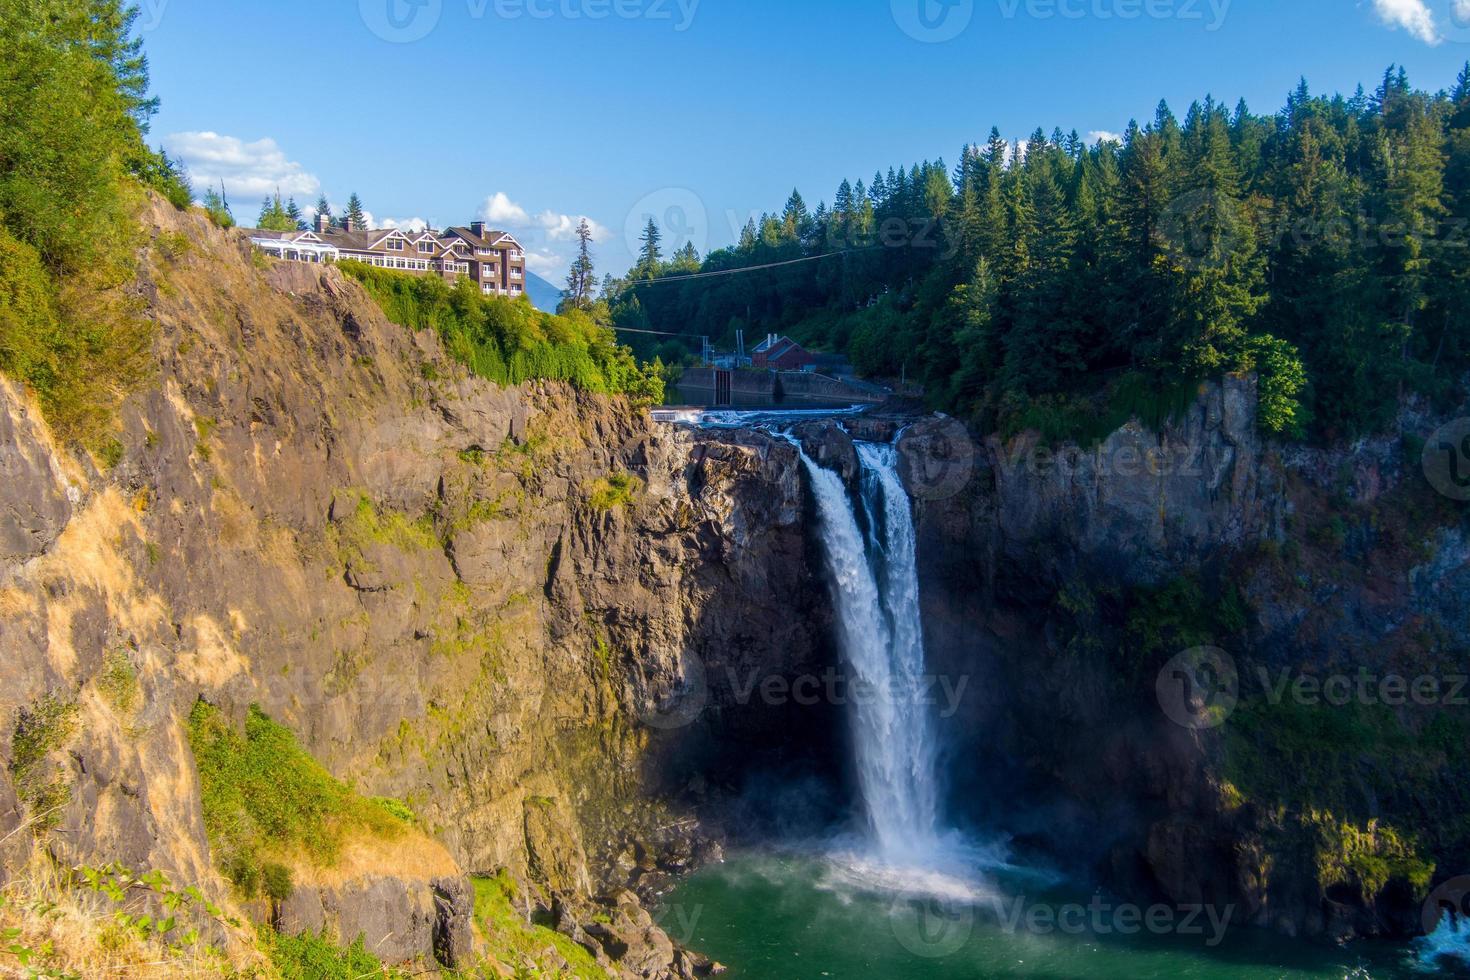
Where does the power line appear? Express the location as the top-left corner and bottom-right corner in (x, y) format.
(618, 246), (884, 289)
(608, 325), (706, 338)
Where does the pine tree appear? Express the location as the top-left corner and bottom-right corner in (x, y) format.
(738, 218), (758, 252)
(312, 194), (332, 228)
(563, 218), (596, 310)
(344, 192), (367, 230)
(781, 189), (810, 244)
(636, 218), (662, 278)
(286, 197), (304, 230)
(257, 191), (295, 232)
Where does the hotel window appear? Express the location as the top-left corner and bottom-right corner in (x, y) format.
(511, 285), (522, 294)
(482, 267), (494, 278)
(418, 242), (435, 253)
(386, 239), (404, 251)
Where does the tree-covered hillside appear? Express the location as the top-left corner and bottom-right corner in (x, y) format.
(610, 68), (1470, 442)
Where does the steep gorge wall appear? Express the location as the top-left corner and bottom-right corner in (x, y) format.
(897, 378), (1470, 942)
(0, 201), (838, 974)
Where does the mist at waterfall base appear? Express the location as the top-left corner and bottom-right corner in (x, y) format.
(660, 428), (1452, 978)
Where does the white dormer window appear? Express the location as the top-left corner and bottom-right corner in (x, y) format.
(386, 239), (404, 252)
(418, 242), (435, 253)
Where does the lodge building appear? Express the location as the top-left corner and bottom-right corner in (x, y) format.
(249, 216), (527, 298)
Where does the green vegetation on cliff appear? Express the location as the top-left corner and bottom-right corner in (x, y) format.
(340, 261), (664, 403)
(0, 0), (191, 443)
(186, 702), (411, 901)
(472, 872), (606, 979)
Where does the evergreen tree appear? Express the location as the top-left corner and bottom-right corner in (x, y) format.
(286, 197), (304, 230)
(202, 183), (233, 228)
(636, 218), (663, 278)
(344, 192), (367, 230)
(312, 194), (332, 228)
(257, 191), (296, 232)
(563, 218), (596, 310)
(781, 189), (810, 244)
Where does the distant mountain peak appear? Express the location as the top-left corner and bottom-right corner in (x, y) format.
(525, 271), (566, 313)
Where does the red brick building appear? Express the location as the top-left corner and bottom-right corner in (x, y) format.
(751, 335), (815, 372)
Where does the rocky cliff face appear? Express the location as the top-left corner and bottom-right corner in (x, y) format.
(0, 200), (838, 976)
(894, 377), (1470, 944)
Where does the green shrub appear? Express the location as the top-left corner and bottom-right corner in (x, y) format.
(370, 797), (415, 825)
(264, 929), (403, 980)
(186, 701), (407, 899)
(339, 262), (663, 402)
(472, 873), (606, 978)
(9, 694), (79, 832)
(97, 649), (140, 714)
(588, 472), (641, 511)
(260, 862), (294, 903)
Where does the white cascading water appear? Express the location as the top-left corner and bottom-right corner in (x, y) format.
(796, 439), (941, 862)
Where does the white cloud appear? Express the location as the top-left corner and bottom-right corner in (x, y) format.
(164, 132), (321, 201)
(1088, 130), (1124, 146)
(479, 192), (530, 226)
(524, 248), (566, 279)
(473, 191), (605, 245)
(1372, 0), (1441, 44)
(537, 211), (610, 242)
(377, 216), (429, 233)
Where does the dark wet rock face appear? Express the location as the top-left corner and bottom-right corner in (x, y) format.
(897, 377), (1470, 944)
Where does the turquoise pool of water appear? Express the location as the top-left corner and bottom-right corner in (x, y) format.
(661, 848), (1462, 979)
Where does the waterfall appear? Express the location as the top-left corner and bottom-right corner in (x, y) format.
(797, 439), (941, 862)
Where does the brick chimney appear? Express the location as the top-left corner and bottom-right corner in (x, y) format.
(470, 221), (488, 240)
(315, 212), (331, 234)
(341, 215), (355, 233)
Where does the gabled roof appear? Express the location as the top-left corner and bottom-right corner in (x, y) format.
(443, 227), (522, 250)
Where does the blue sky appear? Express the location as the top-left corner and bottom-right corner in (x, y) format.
(145, 0), (1470, 280)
